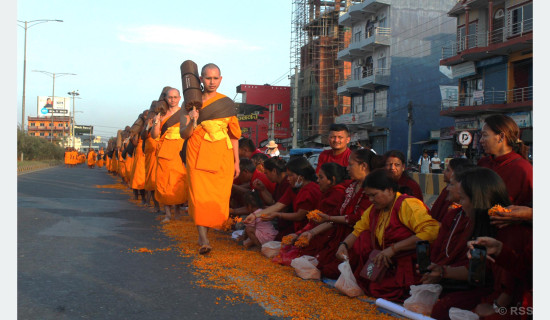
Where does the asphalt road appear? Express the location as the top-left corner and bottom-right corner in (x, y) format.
(18, 165), (282, 320)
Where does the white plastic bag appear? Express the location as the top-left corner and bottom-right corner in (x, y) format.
(290, 255), (321, 280)
(261, 241), (281, 259)
(449, 307), (479, 320)
(403, 284), (443, 316)
(335, 260), (364, 297)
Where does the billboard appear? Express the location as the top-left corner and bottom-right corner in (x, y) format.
(37, 96), (71, 118)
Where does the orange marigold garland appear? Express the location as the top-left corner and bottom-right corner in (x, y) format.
(306, 209), (324, 223)
(294, 236), (309, 248)
(281, 234), (295, 246)
(221, 216), (243, 231)
(488, 204), (511, 216)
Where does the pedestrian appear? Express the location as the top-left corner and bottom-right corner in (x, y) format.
(417, 150), (431, 174)
(180, 63), (241, 254)
(265, 140), (280, 157)
(430, 151), (441, 173)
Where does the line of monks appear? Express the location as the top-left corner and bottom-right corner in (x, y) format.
(64, 147), (106, 169)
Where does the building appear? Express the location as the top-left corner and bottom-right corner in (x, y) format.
(236, 84), (292, 150)
(291, 0), (351, 146)
(439, 0), (532, 161)
(333, 0), (459, 159)
(27, 116), (71, 145)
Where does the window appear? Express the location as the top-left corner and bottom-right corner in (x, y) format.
(377, 57), (386, 73)
(353, 65), (361, 80)
(277, 104), (283, 111)
(374, 89), (388, 116)
(352, 95), (363, 113)
(378, 14), (387, 28)
(509, 3), (533, 36)
(40, 132), (44, 136)
(364, 92), (374, 118)
(40, 123), (45, 127)
(457, 22), (478, 50)
(353, 30), (362, 43)
(29, 122), (35, 127)
(58, 123), (63, 127)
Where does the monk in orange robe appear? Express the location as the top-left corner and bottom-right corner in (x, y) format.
(97, 147), (105, 168)
(142, 109), (161, 212)
(180, 63), (241, 254)
(151, 88), (188, 222)
(130, 125), (147, 203)
(87, 148), (97, 168)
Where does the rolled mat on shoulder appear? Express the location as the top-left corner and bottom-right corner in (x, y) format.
(180, 60), (203, 112)
(159, 86), (173, 101)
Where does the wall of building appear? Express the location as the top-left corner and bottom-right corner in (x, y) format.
(237, 85), (291, 149)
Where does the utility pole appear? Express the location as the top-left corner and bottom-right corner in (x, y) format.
(67, 90), (80, 148)
(406, 101), (413, 164)
(292, 66), (299, 149)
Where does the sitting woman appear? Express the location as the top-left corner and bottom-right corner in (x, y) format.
(420, 167), (531, 320)
(276, 162), (349, 266)
(336, 168), (439, 302)
(296, 149), (383, 278)
(384, 150), (423, 201)
(244, 156), (321, 242)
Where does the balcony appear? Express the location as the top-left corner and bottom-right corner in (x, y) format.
(339, 0), (392, 27)
(440, 86), (532, 116)
(338, 27), (391, 61)
(337, 68), (391, 95)
(441, 19), (533, 66)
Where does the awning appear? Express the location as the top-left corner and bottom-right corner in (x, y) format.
(412, 140), (437, 145)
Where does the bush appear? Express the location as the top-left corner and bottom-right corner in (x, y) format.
(17, 128), (65, 160)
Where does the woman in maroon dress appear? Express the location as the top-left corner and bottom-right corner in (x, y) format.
(478, 114), (532, 208)
(384, 150), (423, 201)
(296, 149), (383, 278)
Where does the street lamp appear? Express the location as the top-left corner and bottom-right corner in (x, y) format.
(67, 90), (80, 148)
(17, 19), (63, 132)
(32, 70), (76, 144)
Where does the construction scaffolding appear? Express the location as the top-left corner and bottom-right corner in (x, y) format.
(290, 0), (356, 145)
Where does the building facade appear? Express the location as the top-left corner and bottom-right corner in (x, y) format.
(27, 116), (71, 145)
(335, 0), (458, 159)
(236, 84), (292, 149)
(439, 0), (532, 161)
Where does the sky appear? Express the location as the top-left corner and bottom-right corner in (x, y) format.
(15, 0), (293, 139)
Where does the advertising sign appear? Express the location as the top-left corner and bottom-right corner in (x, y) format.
(37, 96), (71, 118)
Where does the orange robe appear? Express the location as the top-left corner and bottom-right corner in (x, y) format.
(97, 150), (104, 168)
(186, 93), (241, 228)
(105, 154), (110, 171)
(64, 151), (70, 165)
(87, 151), (97, 166)
(70, 151), (77, 165)
(144, 134), (159, 192)
(154, 112), (188, 205)
(130, 139), (146, 190)
(125, 153), (134, 184)
(117, 151), (126, 179)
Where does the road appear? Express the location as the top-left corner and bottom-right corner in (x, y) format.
(18, 165), (281, 320)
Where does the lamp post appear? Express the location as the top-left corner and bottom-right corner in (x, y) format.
(32, 70), (76, 144)
(17, 19), (63, 132)
(67, 90), (80, 148)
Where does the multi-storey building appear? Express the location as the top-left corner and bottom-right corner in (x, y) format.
(439, 0), (532, 161)
(236, 84), (292, 149)
(27, 116), (71, 145)
(335, 0), (458, 159)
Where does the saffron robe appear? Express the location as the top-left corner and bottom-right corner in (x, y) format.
(186, 93), (241, 228)
(130, 138), (146, 190)
(155, 112), (188, 206)
(143, 134), (159, 192)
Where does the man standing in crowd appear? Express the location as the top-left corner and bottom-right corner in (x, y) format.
(315, 123), (352, 173)
(431, 151), (442, 173)
(418, 150), (431, 174)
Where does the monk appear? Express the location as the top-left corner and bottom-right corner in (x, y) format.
(87, 148), (97, 168)
(180, 63), (241, 254)
(129, 111), (147, 203)
(143, 104), (161, 212)
(97, 147), (105, 168)
(151, 88), (188, 222)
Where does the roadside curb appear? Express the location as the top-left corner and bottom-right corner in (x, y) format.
(17, 163), (61, 175)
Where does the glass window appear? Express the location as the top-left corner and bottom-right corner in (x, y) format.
(29, 122), (35, 126)
(40, 132), (44, 136)
(377, 57), (386, 72)
(40, 123), (44, 126)
(277, 104), (283, 111)
(354, 31), (362, 43)
(352, 95), (363, 113)
(374, 89), (388, 116)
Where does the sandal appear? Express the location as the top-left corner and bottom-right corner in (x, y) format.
(198, 245), (212, 255)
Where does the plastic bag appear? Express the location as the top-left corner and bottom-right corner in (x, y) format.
(449, 307), (479, 320)
(261, 241), (281, 259)
(335, 260), (364, 297)
(403, 284), (443, 316)
(290, 255), (321, 280)
(272, 244), (301, 266)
